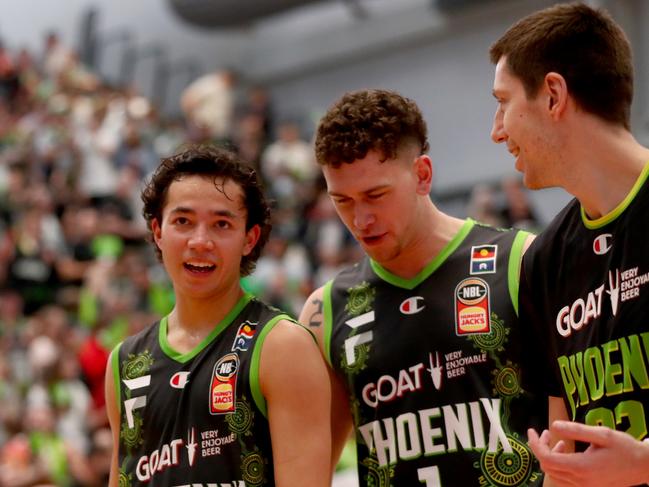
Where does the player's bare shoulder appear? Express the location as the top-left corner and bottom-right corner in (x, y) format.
(299, 286), (326, 346)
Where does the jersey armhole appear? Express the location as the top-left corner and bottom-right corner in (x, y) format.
(249, 314), (293, 418)
(111, 342), (123, 415)
(322, 280), (334, 368)
(292, 321), (317, 342)
(508, 230), (532, 316)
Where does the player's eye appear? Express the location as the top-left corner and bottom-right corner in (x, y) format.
(174, 217), (190, 225)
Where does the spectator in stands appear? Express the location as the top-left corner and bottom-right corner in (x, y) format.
(261, 120), (317, 186)
(40, 32), (73, 82)
(0, 31), (371, 486)
(499, 175), (541, 231)
(180, 68), (237, 143)
(0, 41), (20, 112)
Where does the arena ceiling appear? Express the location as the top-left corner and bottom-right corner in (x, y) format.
(167, 0), (326, 28)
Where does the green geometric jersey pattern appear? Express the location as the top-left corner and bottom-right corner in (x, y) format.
(521, 163), (649, 451)
(112, 294), (290, 486)
(326, 220), (545, 486)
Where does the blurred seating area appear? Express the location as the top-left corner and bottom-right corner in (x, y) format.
(0, 30), (362, 486)
(0, 30), (540, 486)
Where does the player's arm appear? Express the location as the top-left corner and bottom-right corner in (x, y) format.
(535, 399), (649, 486)
(261, 319), (332, 487)
(530, 416), (649, 486)
(548, 396), (572, 451)
(522, 232), (536, 254)
(299, 286), (354, 471)
(105, 348), (121, 487)
(530, 397), (572, 487)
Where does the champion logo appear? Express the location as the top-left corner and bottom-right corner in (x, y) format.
(170, 371), (190, 389)
(400, 296), (425, 315)
(593, 233), (613, 255)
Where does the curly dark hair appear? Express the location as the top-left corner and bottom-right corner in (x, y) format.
(315, 89), (429, 167)
(141, 145), (271, 276)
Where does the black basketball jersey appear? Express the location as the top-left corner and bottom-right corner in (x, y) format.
(111, 294), (290, 487)
(325, 219), (546, 487)
(521, 163), (649, 443)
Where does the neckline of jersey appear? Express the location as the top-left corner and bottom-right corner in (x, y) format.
(158, 293), (253, 363)
(369, 218), (475, 289)
(581, 161), (649, 229)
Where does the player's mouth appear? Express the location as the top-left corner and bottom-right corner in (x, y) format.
(184, 261), (216, 274)
(508, 145), (523, 171)
(361, 233), (386, 246)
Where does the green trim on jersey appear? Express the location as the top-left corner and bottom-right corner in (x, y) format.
(111, 342), (122, 414)
(508, 230), (531, 316)
(249, 314), (293, 418)
(159, 293), (253, 363)
(581, 161), (649, 229)
(322, 280), (334, 367)
(369, 218), (475, 290)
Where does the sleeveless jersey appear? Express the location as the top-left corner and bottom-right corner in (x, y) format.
(325, 219), (546, 487)
(521, 163), (649, 447)
(111, 294), (289, 487)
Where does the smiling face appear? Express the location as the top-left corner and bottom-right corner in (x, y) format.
(151, 175), (260, 302)
(491, 57), (561, 190)
(322, 146), (431, 268)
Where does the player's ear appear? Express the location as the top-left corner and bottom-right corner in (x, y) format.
(152, 218), (162, 247)
(243, 224), (261, 256)
(544, 72), (568, 119)
(414, 155), (433, 195)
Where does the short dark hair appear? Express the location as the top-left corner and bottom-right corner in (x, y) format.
(315, 89), (430, 167)
(490, 2), (633, 130)
(141, 145), (271, 276)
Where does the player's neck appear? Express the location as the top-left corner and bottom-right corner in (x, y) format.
(380, 207), (465, 279)
(565, 128), (649, 219)
(169, 285), (245, 341)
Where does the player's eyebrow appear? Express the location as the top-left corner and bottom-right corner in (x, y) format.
(169, 207), (238, 218)
(328, 184), (390, 198)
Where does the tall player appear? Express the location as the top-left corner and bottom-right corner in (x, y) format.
(105, 146), (330, 486)
(490, 3), (649, 486)
(300, 89), (546, 486)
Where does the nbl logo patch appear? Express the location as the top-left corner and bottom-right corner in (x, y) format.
(470, 245), (497, 275)
(231, 321), (257, 352)
(454, 277), (491, 335)
(209, 353), (239, 414)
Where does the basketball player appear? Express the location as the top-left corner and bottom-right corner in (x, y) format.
(105, 146), (330, 486)
(299, 89), (546, 486)
(490, 3), (649, 486)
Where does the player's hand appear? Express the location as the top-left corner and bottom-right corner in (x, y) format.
(528, 421), (649, 487)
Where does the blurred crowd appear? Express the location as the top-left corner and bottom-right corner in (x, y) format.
(0, 31), (360, 486)
(0, 31), (539, 486)
(465, 176), (541, 233)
